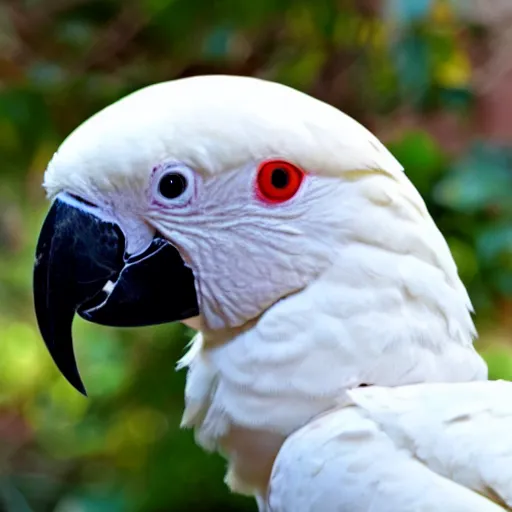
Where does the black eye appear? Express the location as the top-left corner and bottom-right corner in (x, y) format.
(270, 168), (289, 189)
(158, 172), (188, 199)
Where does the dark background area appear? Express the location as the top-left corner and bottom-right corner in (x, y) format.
(0, 0), (511, 510)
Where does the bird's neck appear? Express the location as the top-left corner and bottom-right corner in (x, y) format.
(180, 249), (487, 498)
(179, 173), (488, 498)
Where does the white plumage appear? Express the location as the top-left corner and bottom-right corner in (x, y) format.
(43, 74), (501, 511)
(269, 381), (512, 511)
(44, 75), (402, 197)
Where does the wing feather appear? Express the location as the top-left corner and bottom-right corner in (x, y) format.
(268, 381), (512, 512)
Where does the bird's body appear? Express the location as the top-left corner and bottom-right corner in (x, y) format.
(32, 74), (502, 511)
(179, 228), (487, 502)
(269, 381), (512, 512)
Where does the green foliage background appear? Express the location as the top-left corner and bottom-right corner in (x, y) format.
(0, 0), (511, 510)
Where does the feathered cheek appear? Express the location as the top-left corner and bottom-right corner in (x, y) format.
(191, 240), (316, 332)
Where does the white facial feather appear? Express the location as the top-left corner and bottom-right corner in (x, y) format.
(149, 164), (347, 330)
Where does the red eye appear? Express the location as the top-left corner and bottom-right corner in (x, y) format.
(256, 160), (305, 203)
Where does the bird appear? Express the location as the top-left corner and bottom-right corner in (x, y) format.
(32, 74), (512, 511)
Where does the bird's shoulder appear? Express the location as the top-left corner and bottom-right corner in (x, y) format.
(267, 381), (512, 512)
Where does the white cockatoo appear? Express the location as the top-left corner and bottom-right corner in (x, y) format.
(32, 75), (511, 512)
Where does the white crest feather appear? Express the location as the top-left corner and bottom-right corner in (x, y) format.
(44, 75), (402, 197)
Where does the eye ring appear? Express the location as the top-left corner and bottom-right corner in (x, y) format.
(256, 160), (304, 203)
(152, 164), (197, 207)
(158, 172), (188, 200)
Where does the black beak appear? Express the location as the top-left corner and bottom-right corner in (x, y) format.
(33, 196), (199, 395)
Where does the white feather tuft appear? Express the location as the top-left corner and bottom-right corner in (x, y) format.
(44, 75), (402, 198)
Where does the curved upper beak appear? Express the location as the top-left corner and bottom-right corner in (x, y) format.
(33, 195), (199, 395)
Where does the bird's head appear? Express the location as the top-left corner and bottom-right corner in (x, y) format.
(33, 75), (477, 396)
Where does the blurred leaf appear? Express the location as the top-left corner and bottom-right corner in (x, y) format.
(55, 490), (126, 512)
(202, 26), (235, 58)
(0, 479), (34, 512)
(57, 20), (95, 49)
(388, 0), (433, 23)
(493, 272), (512, 296)
(27, 62), (67, 91)
(392, 31), (431, 104)
(481, 345), (512, 381)
(447, 236), (478, 284)
(434, 142), (512, 213)
(437, 87), (472, 109)
(476, 222), (512, 265)
(434, 48), (471, 89)
(387, 129), (445, 194)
